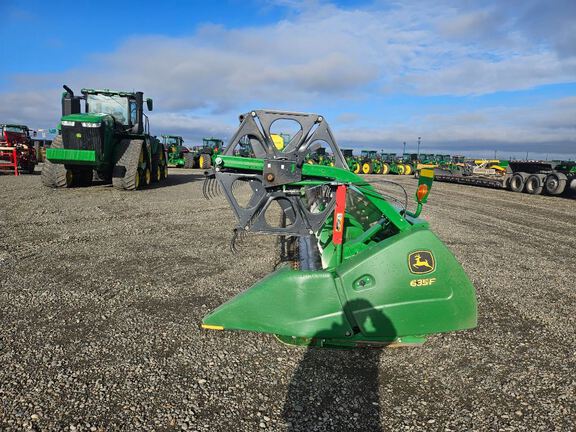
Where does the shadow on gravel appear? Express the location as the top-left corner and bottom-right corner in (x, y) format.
(147, 172), (206, 189)
(283, 299), (393, 432)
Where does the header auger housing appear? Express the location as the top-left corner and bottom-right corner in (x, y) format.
(201, 110), (477, 349)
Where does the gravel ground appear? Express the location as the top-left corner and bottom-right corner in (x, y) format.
(0, 168), (574, 431)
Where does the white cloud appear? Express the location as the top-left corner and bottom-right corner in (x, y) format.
(334, 96), (576, 156)
(0, 0), (574, 154)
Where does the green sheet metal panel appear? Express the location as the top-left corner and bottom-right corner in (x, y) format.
(46, 148), (97, 165)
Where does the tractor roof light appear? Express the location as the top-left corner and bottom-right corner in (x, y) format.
(61, 120), (75, 127)
(82, 122), (101, 128)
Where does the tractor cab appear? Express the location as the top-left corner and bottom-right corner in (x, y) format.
(451, 155), (466, 164)
(200, 137), (224, 154)
(361, 150), (379, 159)
(436, 154), (451, 164)
(403, 153), (418, 163)
(162, 135), (187, 153)
(61, 86), (153, 135)
(381, 152), (397, 162)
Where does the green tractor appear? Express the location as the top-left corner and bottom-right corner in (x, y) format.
(305, 147), (335, 166)
(163, 135), (189, 168)
(201, 110), (477, 348)
(451, 155), (466, 165)
(184, 137), (224, 169)
(435, 154), (451, 166)
(42, 85), (167, 190)
(401, 153), (418, 175)
(358, 150), (383, 174)
(381, 152), (411, 175)
(342, 149), (360, 173)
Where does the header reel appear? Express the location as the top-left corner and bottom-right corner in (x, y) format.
(202, 110), (477, 349)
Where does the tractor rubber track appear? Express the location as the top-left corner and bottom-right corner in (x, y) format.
(112, 139), (143, 190)
(40, 136), (69, 188)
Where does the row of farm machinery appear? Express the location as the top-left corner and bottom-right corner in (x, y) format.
(2, 84), (574, 199)
(165, 135), (224, 170)
(314, 150), (459, 176)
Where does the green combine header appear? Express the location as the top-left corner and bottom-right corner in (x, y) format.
(201, 110), (477, 348)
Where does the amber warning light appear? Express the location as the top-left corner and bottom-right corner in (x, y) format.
(417, 184), (429, 203)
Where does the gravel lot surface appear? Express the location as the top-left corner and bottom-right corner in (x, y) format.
(1, 168), (574, 431)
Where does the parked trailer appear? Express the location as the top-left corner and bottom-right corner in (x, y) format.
(433, 160), (576, 196)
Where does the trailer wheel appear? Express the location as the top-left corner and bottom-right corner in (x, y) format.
(524, 175), (543, 195)
(508, 172), (526, 192)
(544, 173), (567, 195)
(184, 153), (195, 168)
(414, 169), (420, 179)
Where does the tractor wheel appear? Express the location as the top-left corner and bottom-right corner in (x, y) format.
(143, 167), (152, 187)
(381, 163), (390, 175)
(112, 139), (145, 190)
(25, 162), (36, 174)
(404, 164), (413, 175)
(524, 175), (543, 195)
(152, 162), (161, 182)
(353, 162), (360, 174)
(397, 164), (405, 175)
(508, 172), (526, 193)
(151, 156), (160, 183)
(199, 153), (211, 169)
(362, 162), (372, 174)
(184, 153), (195, 169)
(41, 136), (73, 188)
(160, 149), (168, 180)
(372, 163), (382, 174)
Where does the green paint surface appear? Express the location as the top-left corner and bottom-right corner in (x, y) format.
(46, 148), (97, 164)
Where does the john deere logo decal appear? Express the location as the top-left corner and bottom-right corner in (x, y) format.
(408, 251), (435, 274)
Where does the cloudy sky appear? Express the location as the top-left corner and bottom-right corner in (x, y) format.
(1, 0), (575, 159)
